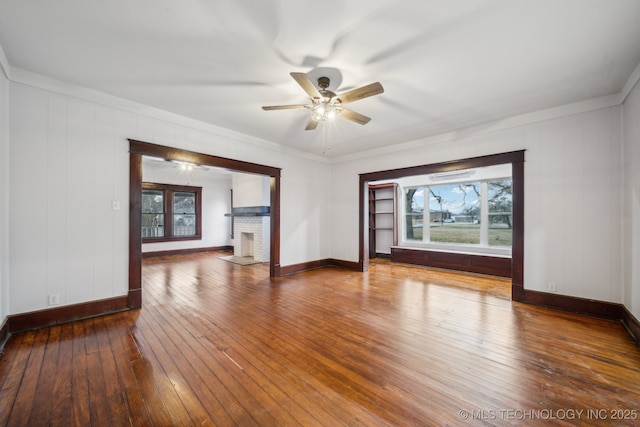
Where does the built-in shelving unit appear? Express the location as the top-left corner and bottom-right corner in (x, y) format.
(368, 183), (398, 258)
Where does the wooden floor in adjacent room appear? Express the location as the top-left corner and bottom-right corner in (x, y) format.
(1, 252), (639, 426)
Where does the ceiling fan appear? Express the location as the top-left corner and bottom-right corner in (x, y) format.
(262, 72), (384, 130)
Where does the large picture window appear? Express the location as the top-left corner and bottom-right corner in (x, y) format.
(400, 166), (512, 254)
(142, 182), (202, 242)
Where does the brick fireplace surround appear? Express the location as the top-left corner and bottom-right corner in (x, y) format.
(230, 206), (270, 263)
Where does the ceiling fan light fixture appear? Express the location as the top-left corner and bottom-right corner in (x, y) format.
(325, 106), (339, 120)
(172, 160), (197, 171)
(311, 103), (341, 122)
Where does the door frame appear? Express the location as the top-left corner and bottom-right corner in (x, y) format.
(358, 150), (525, 300)
(128, 139), (282, 309)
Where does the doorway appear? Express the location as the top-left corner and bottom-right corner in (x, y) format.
(128, 139), (282, 309)
(359, 151), (525, 300)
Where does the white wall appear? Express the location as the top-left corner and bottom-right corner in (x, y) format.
(232, 173), (270, 207)
(142, 164), (232, 253)
(331, 106), (623, 303)
(282, 154), (333, 266)
(9, 84), (130, 313)
(623, 80), (640, 319)
(8, 80), (332, 315)
(0, 65), (9, 326)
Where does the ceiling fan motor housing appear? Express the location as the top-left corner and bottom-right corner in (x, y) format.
(317, 76), (331, 90)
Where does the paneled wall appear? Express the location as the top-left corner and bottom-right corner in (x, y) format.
(331, 106), (623, 303)
(623, 81), (640, 320)
(10, 85), (130, 313)
(8, 81), (332, 315)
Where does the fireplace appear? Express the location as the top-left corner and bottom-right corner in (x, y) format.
(227, 206), (270, 263)
(240, 232), (254, 257)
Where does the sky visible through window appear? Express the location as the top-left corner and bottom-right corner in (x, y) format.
(410, 184), (480, 214)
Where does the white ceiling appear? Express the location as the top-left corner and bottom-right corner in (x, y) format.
(1, 0), (639, 158)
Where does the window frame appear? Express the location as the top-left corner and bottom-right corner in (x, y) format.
(142, 182), (202, 243)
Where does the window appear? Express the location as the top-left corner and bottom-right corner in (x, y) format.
(405, 187), (424, 241)
(399, 166), (512, 254)
(487, 179), (513, 246)
(173, 191), (196, 236)
(142, 183), (202, 242)
(142, 189), (165, 238)
(428, 182), (481, 245)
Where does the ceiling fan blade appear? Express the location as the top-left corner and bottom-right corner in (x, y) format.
(305, 117), (319, 131)
(262, 104), (308, 111)
(290, 72), (321, 99)
(336, 82), (384, 104)
(339, 108), (371, 125)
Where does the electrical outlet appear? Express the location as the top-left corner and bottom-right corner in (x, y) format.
(48, 294), (60, 305)
(547, 282), (557, 292)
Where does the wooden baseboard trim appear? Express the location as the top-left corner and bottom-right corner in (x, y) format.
(327, 258), (362, 271)
(0, 319), (8, 355)
(277, 258), (362, 276)
(518, 289), (624, 320)
(516, 288), (640, 346)
(7, 295), (130, 335)
(278, 259), (332, 276)
(622, 306), (640, 346)
(142, 245), (233, 259)
(128, 288), (142, 310)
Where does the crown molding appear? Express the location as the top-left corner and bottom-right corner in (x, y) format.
(620, 60), (640, 104)
(8, 66), (331, 165)
(0, 43), (10, 80)
(332, 92), (623, 164)
(3, 45), (639, 166)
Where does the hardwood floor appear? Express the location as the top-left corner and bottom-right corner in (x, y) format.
(1, 252), (639, 426)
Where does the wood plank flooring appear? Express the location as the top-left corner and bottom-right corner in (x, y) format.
(1, 252), (639, 426)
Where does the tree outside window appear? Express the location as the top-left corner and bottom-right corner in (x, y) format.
(428, 183), (481, 244)
(487, 179), (512, 247)
(173, 192), (196, 236)
(405, 188), (423, 241)
(403, 178), (512, 248)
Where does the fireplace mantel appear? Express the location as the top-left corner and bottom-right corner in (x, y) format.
(225, 205), (270, 217)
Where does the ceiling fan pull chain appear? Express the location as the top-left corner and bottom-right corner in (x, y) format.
(322, 122), (327, 155)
